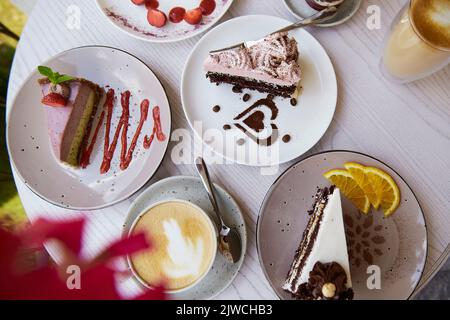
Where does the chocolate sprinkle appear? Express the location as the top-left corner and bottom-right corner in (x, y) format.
(223, 124), (231, 130)
(282, 135), (291, 143)
(267, 94), (275, 100)
(212, 105), (221, 113)
(290, 98), (298, 106)
(243, 93), (251, 102)
(232, 85), (243, 93)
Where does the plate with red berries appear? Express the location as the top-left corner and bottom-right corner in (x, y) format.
(96, 0), (234, 43)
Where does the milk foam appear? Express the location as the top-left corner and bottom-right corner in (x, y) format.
(429, 4), (450, 27)
(162, 218), (204, 278)
(412, 0), (450, 49)
(130, 201), (216, 291)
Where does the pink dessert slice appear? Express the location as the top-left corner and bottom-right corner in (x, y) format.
(204, 32), (302, 98)
(39, 78), (103, 167)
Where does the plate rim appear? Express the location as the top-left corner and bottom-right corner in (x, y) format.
(123, 175), (248, 300)
(6, 45), (172, 211)
(95, 0), (235, 43)
(283, 0), (362, 27)
(181, 14), (338, 167)
(256, 149), (428, 300)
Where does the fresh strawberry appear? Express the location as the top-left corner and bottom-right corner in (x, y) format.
(169, 7), (186, 23)
(184, 8), (203, 25)
(147, 8), (167, 28)
(41, 92), (67, 107)
(145, 0), (159, 9)
(131, 0), (146, 5)
(199, 0), (216, 16)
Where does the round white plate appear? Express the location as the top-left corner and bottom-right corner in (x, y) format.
(257, 151), (427, 300)
(7, 46), (171, 210)
(96, 0), (234, 43)
(121, 176), (247, 300)
(181, 15), (337, 166)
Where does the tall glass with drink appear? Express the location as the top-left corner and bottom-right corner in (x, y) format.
(381, 0), (450, 83)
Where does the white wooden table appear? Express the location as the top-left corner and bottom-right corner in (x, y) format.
(6, 0), (450, 299)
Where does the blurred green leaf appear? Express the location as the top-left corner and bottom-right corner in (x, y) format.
(0, 54), (25, 226)
(0, 107), (11, 175)
(0, 44), (15, 105)
(0, 0), (27, 228)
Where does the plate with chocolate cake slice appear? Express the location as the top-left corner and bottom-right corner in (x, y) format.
(181, 15), (337, 166)
(7, 46), (171, 210)
(257, 150), (427, 300)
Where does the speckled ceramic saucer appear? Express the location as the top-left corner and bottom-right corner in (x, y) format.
(257, 150), (427, 300)
(284, 0), (362, 27)
(121, 176), (247, 300)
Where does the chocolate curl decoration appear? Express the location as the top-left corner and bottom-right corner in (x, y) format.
(0, 218), (165, 300)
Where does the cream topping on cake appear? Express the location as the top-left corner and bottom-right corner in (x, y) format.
(204, 32), (302, 86)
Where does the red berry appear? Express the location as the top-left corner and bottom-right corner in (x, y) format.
(199, 0), (216, 16)
(169, 7), (186, 23)
(41, 93), (67, 107)
(184, 8), (203, 25)
(131, 0), (146, 5)
(147, 9), (167, 28)
(145, 0), (159, 9)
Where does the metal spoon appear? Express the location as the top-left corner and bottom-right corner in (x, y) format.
(195, 157), (242, 263)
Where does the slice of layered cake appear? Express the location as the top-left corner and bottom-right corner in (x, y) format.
(38, 66), (104, 167)
(283, 186), (353, 300)
(204, 32), (302, 98)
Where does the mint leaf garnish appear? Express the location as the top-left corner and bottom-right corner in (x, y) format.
(37, 66), (73, 85)
(55, 74), (73, 84)
(37, 66), (53, 78)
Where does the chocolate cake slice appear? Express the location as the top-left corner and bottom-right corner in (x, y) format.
(283, 186), (353, 300)
(204, 32), (302, 98)
(39, 77), (104, 167)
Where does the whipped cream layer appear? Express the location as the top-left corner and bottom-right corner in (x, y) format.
(204, 32), (302, 87)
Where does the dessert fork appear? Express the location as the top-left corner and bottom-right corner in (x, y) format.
(209, 6), (338, 54)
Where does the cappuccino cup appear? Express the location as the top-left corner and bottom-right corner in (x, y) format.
(128, 200), (218, 293)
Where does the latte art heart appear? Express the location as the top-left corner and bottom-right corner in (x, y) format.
(130, 201), (216, 291)
(163, 218), (204, 279)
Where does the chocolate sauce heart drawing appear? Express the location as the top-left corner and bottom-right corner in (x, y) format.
(233, 98), (280, 147)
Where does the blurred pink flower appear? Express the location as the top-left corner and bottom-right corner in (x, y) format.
(0, 218), (165, 300)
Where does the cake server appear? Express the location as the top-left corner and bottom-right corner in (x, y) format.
(195, 157), (242, 263)
(209, 6), (338, 54)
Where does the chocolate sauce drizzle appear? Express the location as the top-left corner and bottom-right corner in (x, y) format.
(233, 98), (279, 146)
